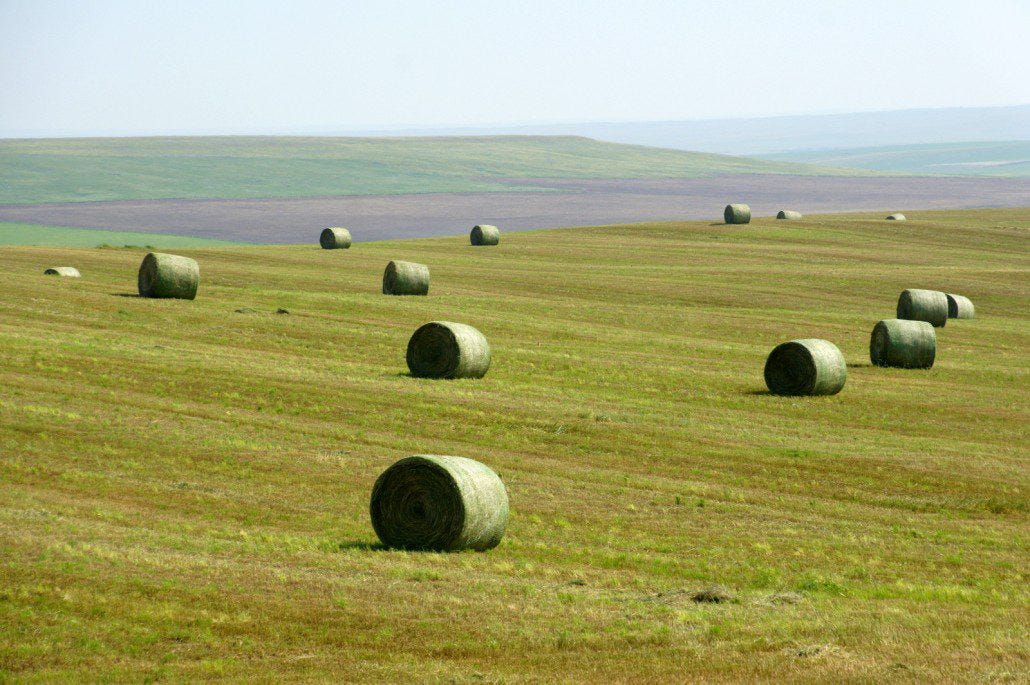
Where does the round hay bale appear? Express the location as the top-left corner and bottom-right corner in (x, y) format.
(470, 224), (500, 246)
(886, 213), (906, 221)
(764, 338), (846, 396)
(370, 454), (509, 551)
(897, 288), (948, 327)
(406, 321), (490, 379)
(776, 210), (802, 220)
(382, 260), (429, 295)
(724, 204), (751, 224)
(137, 252), (199, 300)
(946, 293), (975, 319)
(319, 227), (352, 249)
(870, 319), (936, 368)
(43, 267), (80, 277)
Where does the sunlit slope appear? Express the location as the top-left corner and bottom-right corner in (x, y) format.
(0, 221), (241, 247)
(0, 135), (850, 203)
(0, 208), (1026, 681)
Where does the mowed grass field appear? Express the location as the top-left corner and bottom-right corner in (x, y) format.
(1, 209), (1027, 682)
(0, 135), (843, 204)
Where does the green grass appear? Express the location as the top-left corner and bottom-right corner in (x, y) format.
(0, 221), (241, 248)
(1, 208), (1027, 681)
(763, 141), (1030, 176)
(0, 135), (847, 204)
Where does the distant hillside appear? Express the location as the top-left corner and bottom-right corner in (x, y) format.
(0, 221), (241, 247)
(0, 136), (842, 204)
(760, 141), (1030, 177)
(362, 105), (1030, 157)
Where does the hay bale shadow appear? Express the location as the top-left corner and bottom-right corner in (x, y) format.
(111, 293), (140, 298)
(335, 540), (387, 552)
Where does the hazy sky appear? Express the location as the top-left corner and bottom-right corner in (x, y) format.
(1, 0), (1028, 136)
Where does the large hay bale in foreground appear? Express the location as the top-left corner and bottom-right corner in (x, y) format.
(319, 227), (352, 249)
(407, 321), (490, 379)
(137, 252), (199, 300)
(44, 267), (80, 277)
(886, 213), (906, 221)
(724, 204), (751, 224)
(764, 338), (846, 396)
(776, 210), (802, 220)
(470, 224), (500, 246)
(870, 319), (936, 368)
(946, 293), (975, 319)
(382, 260), (429, 295)
(370, 454), (509, 551)
(897, 288), (948, 327)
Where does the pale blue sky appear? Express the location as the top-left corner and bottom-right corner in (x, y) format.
(1, 0), (1028, 136)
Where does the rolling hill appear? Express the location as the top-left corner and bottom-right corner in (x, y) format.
(0, 135), (847, 205)
(0, 221), (241, 247)
(761, 141), (1030, 177)
(346, 105), (1030, 157)
(1, 208), (1026, 681)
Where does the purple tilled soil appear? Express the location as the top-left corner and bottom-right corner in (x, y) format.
(0, 175), (1026, 244)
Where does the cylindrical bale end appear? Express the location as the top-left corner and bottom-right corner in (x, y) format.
(886, 213), (906, 221)
(406, 321), (490, 379)
(897, 288), (948, 327)
(724, 204), (751, 224)
(870, 319), (936, 368)
(470, 224), (500, 246)
(776, 210), (802, 220)
(320, 227), (352, 249)
(44, 267), (81, 277)
(764, 338), (846, 396)
(137, 252), (199, 300)
(370, 455), (509, 551)
(382, 260), (429, 295)
(946, 294), (975, 319)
